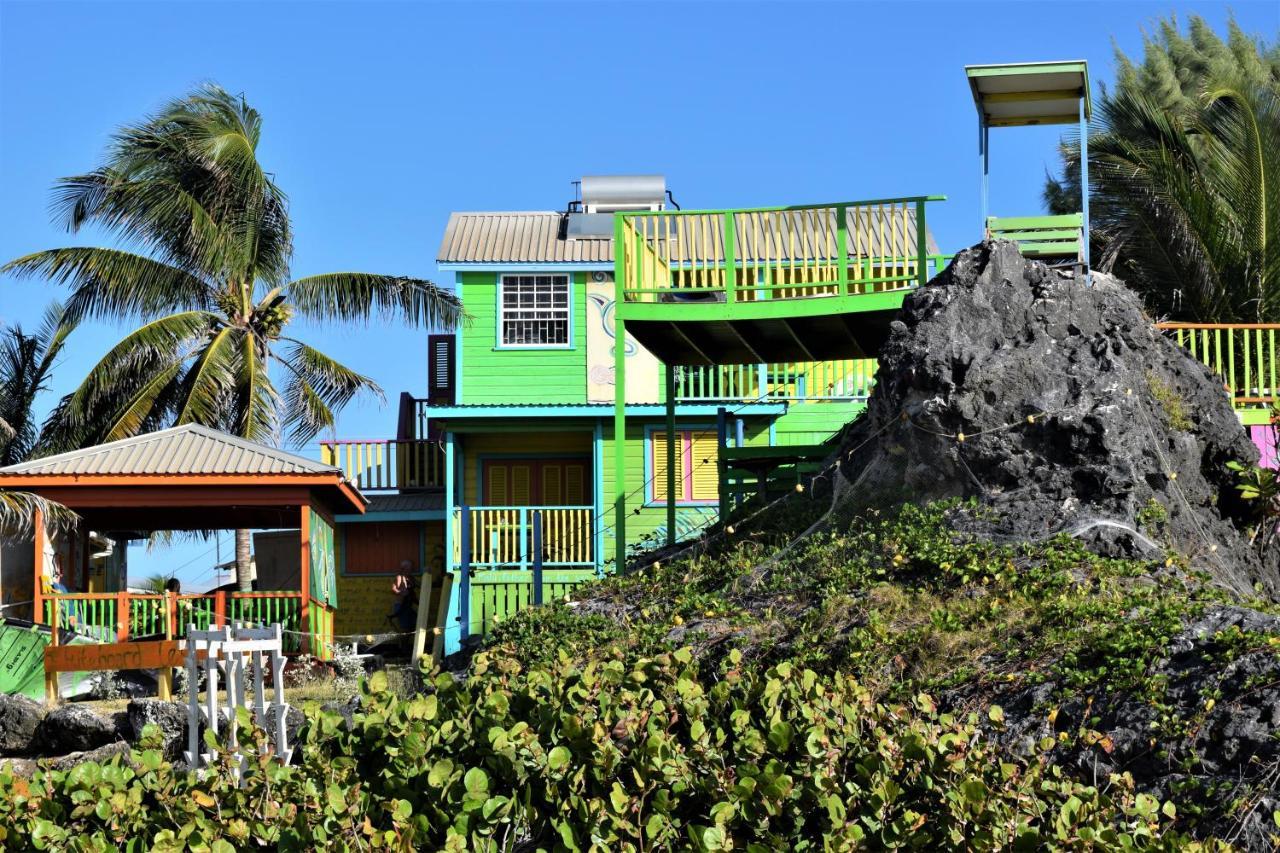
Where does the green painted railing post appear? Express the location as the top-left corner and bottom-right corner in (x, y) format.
(723, 212), (737, 302)
(613, 213), (628, 574)
(915, 201), (928, 288)
(665, 364), (677, 548)
(836, 205), (848, 291)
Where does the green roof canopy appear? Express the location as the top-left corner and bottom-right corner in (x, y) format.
(965, 61), (1091, 127)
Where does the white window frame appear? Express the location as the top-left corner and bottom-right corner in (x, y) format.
(496, 273), (572, 349)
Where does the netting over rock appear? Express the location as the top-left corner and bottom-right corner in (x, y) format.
(832, 240), (1275, 598)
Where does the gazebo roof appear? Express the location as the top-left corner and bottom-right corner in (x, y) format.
(0, 424), (365, 529)
(0, 424), (338, 477)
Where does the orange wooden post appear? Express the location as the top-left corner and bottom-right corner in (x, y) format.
(115, 590), (129, 642)
(32, 507), (44, 625)
(299, 504), (312, 656)
(215, 590), (227, 628)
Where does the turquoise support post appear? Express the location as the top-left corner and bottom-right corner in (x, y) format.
(665, 364), (677, 547)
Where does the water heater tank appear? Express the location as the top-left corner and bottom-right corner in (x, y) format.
(580, 175), (666, 212)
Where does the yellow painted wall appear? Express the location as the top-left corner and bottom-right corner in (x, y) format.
(333, 520), (444, 638)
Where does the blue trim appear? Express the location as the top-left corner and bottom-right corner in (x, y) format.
(593, 420), (604, 576)
(425, 403), (785, 419)
(443, 432), (460, 655)
(493, 272), (575, 351)
(439, 262), (611, 272)
(642, 423), (719, 507)
(334, 510), (444, 523)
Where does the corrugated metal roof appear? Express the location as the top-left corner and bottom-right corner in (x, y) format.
(439, 212), (611, 264)
(365, 492), (444, 514)
(437, 208), (940, 264)
(0, 424), (342, 478)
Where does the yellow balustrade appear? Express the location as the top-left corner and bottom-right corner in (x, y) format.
(1159, 323), (1280, 409)
(459, 506), (594, 568)
(320, 439), (444, 491)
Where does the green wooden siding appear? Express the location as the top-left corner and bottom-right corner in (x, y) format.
(599, 418), (770, 566)
(458, 271), (589, 405)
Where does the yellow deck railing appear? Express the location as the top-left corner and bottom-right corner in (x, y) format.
(452, 506), (594, 569)
(1160, 323), (1280, 413)
(618, 196), (945, 305)
(320, 439), (444, 491)
(676, 359), (878, 402)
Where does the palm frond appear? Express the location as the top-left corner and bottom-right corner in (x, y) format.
(287, 273), (463, 329)
(276, 338), (382, 445)
(2, 248), (215, 324)
(0, 490), (77, 540)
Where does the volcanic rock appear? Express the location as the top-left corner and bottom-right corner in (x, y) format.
(0, 694), (44, 755)
(839, 240), (1274, 597)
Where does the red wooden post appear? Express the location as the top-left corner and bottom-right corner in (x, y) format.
(299, 504), (312, 656)
(214, 590), (227, 628)
(115, 590), (129, 642)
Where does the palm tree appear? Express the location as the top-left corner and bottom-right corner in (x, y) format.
(1055, 79), (1279, 322)
(2, 85), (462, 590)
(0, 301), (77, 466)
(1043, 16), (1280, 321)
(0, 302), (79, 537)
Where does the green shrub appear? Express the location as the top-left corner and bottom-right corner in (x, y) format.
(0, 655), (1200, 851)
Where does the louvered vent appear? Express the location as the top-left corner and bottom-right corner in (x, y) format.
(428, 334), (456, 405)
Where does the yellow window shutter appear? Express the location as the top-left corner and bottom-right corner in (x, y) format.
(565, 464), (585, 505)
(542, 465), (563, 505)
(652, 431), (686, 502)
(690, 431), (719, 501)
(511, 465), (532, 505)
(487, 465), (509, 504)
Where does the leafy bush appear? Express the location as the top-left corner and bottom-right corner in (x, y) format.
(0, 654), (1200, 851)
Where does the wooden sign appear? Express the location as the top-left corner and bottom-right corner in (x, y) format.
(45, 640), (187, 673)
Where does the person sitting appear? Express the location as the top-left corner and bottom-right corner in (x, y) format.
(389, 561), (419, 633)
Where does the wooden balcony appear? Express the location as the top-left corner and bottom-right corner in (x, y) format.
(614, 196), (946, 365)
(42, 590), (328, 655)
(1160, 323), (1280, 424)
(320, 439), (444, 491)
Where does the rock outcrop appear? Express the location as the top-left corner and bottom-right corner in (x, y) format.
(840, 240), (1275, 597)
(0, 695), (44, 755)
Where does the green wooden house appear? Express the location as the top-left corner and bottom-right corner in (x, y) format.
(322, 176), (947, 653)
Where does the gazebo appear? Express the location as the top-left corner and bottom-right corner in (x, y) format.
(0, 424), (365, 700)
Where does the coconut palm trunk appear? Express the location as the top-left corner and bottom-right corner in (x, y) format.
(235, 527), (253, 592)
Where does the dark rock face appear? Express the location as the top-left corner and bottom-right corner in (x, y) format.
(842, 241), (1273, 597)
(126, 699), (188, 760)
(979, 605), (1280, 851)
(32, 704), (121, 754)
(0, 694), (45, 755)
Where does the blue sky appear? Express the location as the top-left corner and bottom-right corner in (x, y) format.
(2, 0), (1276, 587)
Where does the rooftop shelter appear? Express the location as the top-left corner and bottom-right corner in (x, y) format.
(0, 424), (366, 699)
(966, 61), (1092, 268)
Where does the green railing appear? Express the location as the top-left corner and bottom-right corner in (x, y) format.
(676, 359), (879, 402)
(42, 590), (310, 653)
(617, 196), (945, 305)
(1160, 323), (1280, 420)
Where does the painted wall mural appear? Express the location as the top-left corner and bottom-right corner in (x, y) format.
(586, 274), (661, 404)
(309, 511), (337, 608)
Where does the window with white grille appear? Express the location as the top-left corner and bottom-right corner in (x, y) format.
(500, 274), (570, 347)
